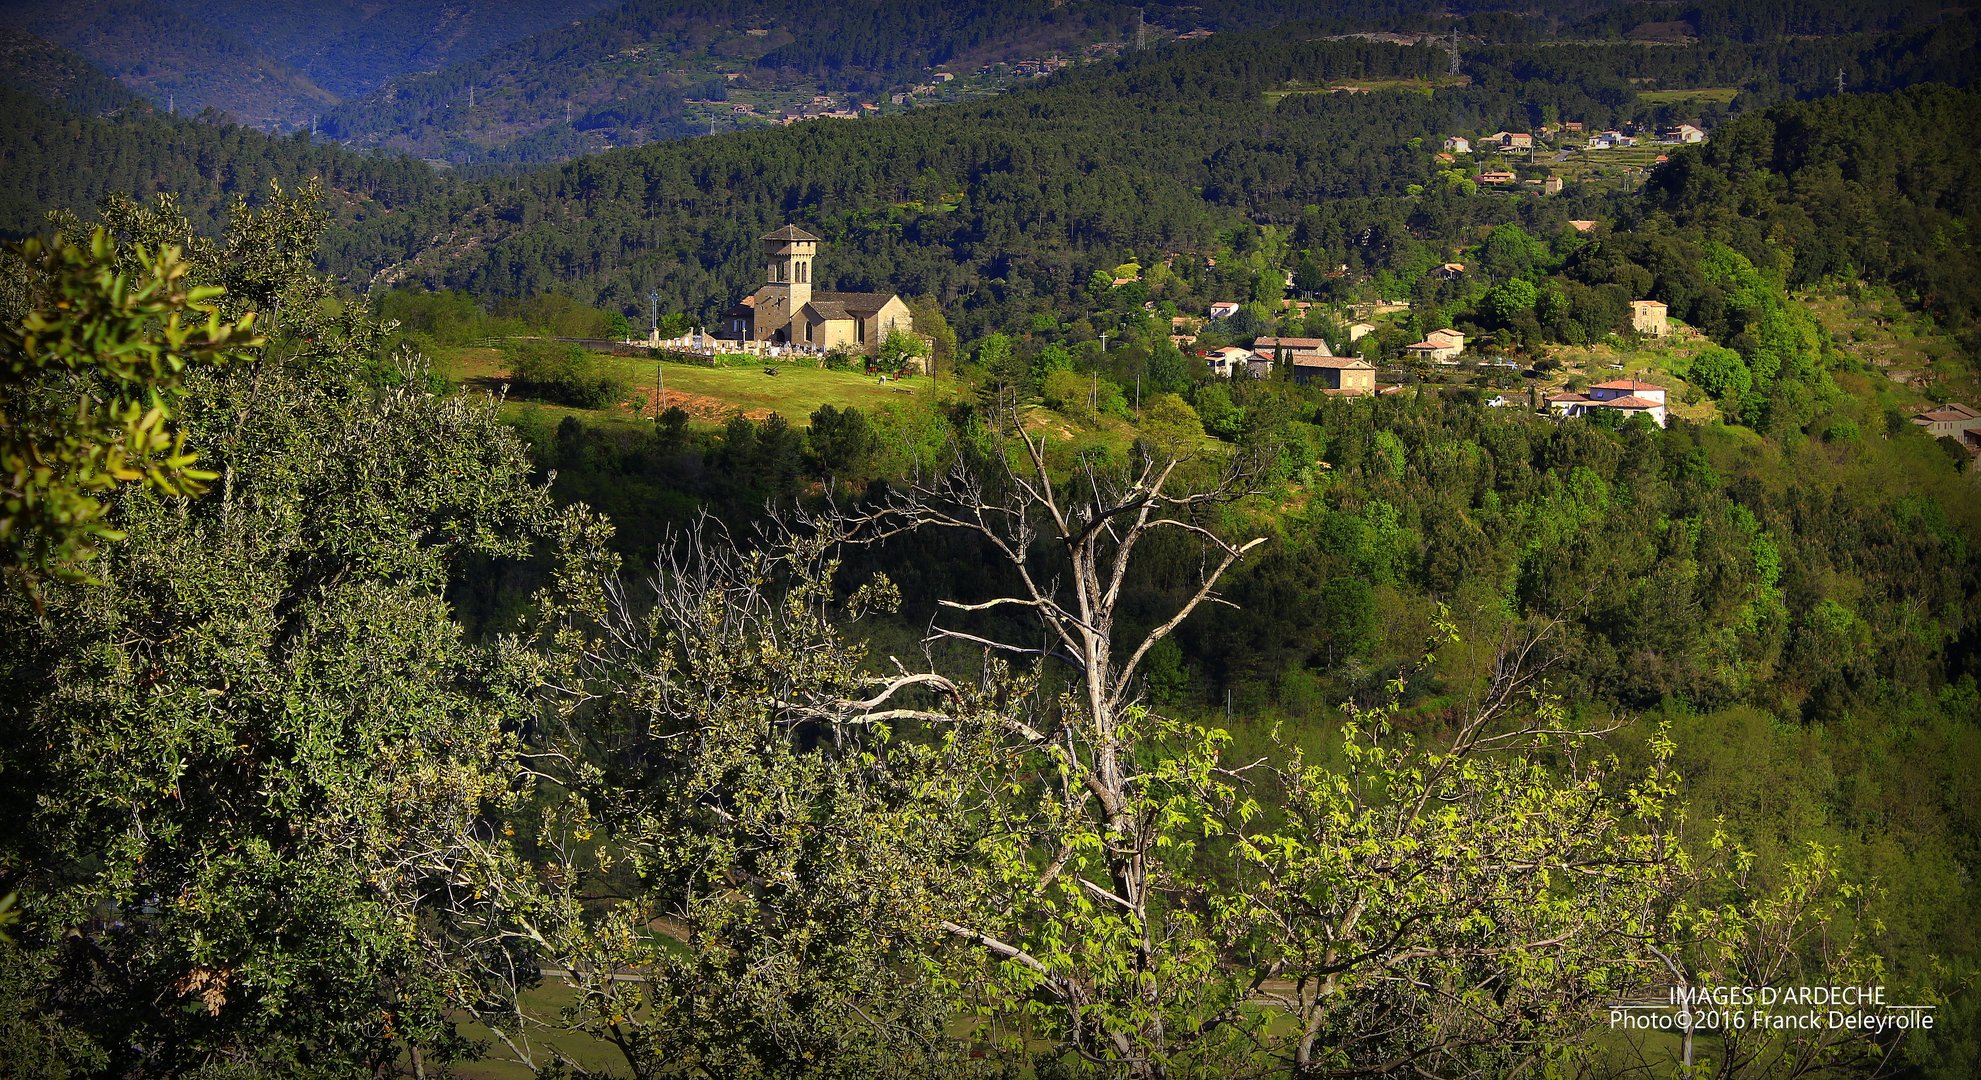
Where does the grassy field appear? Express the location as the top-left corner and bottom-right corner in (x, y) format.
(1798, 286), (1976, 404)
(1263, 75), (1464, 105)
(439, 344), (954, 426)
(1636, 86), (1738, 105)
(1551, 144), (1670, 185)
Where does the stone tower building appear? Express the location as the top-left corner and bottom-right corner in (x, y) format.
(723, 225), (915, 355)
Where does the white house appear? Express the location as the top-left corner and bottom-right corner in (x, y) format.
(1913, 403), (1981, 457)
(1668, 123), (1706, 143)
(1443, 136), (1470, 154)
(1403, 328), (1465, 362)
(1205, 345), (1254, 378)
(1208, 301), (1241, 321)
(1546, 379), (1670, 427)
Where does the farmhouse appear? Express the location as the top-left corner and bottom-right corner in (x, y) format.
(1253, 336), (1333, 357)
(1291, 355), (1377, 394)
(1630, 299), (1669, 336)
(1913, 402), (1981, 454)
(721, 225), (915, 355)
(1443, 136), (1470, 154)
(1404, 328), (1465, 362)
(1546, 379), (1670, 427)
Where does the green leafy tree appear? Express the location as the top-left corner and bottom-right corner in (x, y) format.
(1140, 392), (1205, 459)
(1482, 277), (1540, 325)
(0, 190), (560, 1076)
(1227, 625), (1687, 1075)
(806, 402), (879, 479)
(499, 518), (1007, 1079)
(1685, 344), (1753, 399)
(1, 230), (260, 597)
(875, 327), (927, 375)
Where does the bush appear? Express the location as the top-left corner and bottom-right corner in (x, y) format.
(1041, 367), (1092, 417)
(505, 340), (629, 409)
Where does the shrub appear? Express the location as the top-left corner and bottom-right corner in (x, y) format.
(505, 340), (628, 409)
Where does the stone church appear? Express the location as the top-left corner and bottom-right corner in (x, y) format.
(721, 225), (915, 354)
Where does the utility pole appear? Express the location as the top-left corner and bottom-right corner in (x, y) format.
(1837, 67), (1846, 95)
(1448, 27), (1460, 77)
(468, 85), (475, 110)
(648, 290), (661, 341)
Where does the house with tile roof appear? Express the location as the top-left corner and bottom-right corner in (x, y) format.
(1630, 299), (1669, 336)
(1290, 355), (1377, 394)
(1404, 328), (1465, 362)
(1545, 379), (1670, 427)
(1912, 404), (1981, 466)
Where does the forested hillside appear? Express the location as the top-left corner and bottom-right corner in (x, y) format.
(335, 19), (1981, 340)
(0, 33), (140, 117)
(0, 90), (445, 243)
(0, 0), (335, 128)
(1638, 84), (1981, 331)
(0, 0), (616, 128)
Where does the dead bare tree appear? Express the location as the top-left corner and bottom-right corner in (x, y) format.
(840, 413), (1272, 1076)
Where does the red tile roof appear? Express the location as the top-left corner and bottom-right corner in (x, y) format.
(1592, 379), (1665, 391)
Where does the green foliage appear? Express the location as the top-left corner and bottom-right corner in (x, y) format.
(1039, 365), (1091, 419)
(874, 327), (926, 375)
(0, 228), (260, 596)
(0, 191), (560, 1075)
(805, 402), (878, 479)
(1684, 343), (1753, 399)
(1192, 381), (1244, 440)
(1139, 392), (1204, 458)
(504, 338), (628, 408)
(1481, 277), (1539, 325)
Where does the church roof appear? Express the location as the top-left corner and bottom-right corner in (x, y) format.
(804, 301), (851, 321)
(811, 290), (900, 314)
(762, 224), (822, 242)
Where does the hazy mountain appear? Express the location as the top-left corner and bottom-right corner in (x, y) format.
(0, 0), (336, 127)
(0, 30), (141, 116)
(158, 0), (619, 101)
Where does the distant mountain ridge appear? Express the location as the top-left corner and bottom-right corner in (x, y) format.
(0, 0), (334, 127)
(0, 0), (617, 128)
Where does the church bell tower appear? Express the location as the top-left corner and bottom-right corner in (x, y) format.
(760, 224), (818, 318)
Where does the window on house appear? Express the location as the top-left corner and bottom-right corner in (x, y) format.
(805, 321), (813, 342)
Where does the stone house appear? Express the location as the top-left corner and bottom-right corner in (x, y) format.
(1630, 299), (1669, 337)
